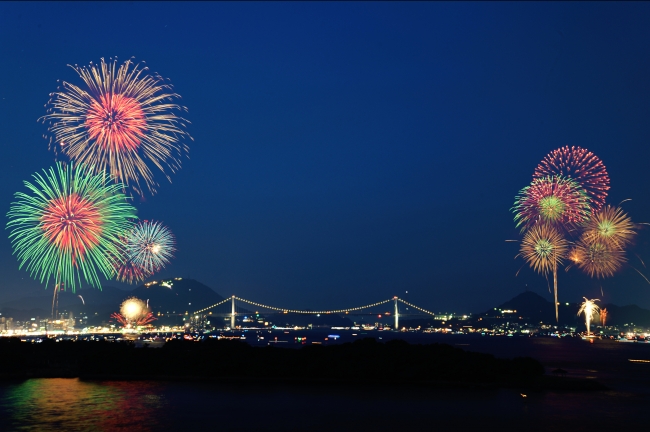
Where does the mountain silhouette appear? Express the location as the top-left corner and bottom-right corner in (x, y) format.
(130, 278), (225, 315)
(0, 278), (226, 324)
(481, 291), (650, 327)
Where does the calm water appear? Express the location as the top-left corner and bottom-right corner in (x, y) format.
(0, 335), (649, 431)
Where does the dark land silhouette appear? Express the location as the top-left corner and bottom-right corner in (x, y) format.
(0, 336), (606, 391)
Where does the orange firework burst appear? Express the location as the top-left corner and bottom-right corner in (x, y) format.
(600, 308), (608, 326)
(573, 237), (625, 278)
(582, 205), (635, 250)
(519, 224), (568, 274)
(41, 57), (191, 196)
(519, 224), (567, 322)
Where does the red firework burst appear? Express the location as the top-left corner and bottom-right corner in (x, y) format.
(41, 193), (102, 264)
(512, 176), (591, 230)
(110, 311), (156, 327)
(110, 312), (129, 327)
(85, 93), (147, 153)
(534, 146), (610, 210)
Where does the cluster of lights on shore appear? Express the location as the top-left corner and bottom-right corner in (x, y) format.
(6, 57), (190, 324)
(511, 146), (644, 334)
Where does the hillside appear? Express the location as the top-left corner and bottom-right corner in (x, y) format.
(0, 278), (226, 325)
(481, 291), (650, 327)
(130, 278), (225, 315)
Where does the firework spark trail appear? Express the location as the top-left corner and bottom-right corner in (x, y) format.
(6, 162), (137, 292)
(512, 175), (591, 231)
(534, 146), (610, 211)
(41, 57), (192, 196)
(578, 298), (600, 335)
(125, 220), (175, 275)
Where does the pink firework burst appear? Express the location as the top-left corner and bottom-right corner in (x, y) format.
(512, 175), (591, 231)
(534, 146), (610, 211)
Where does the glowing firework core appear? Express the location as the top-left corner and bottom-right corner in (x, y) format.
(113, 297), (156, 328)
(41, 193), (102, 261)
(538, 196), (565, 223)
(85, 94), (146, 152)
(534, 239), (553, 257)
(121, 298), (146, 320)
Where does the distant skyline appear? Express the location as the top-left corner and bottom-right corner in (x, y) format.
(2, 2), (650, 313)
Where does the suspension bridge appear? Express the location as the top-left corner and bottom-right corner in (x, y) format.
(192, 296), (436, 330)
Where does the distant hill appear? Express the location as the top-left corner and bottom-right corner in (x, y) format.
(0, 284), (131, 312)
(130, 278), (225, 315)
(481, 291), (650, 327)
(0, 285), (132, 321)
(0, 278), (226, 324)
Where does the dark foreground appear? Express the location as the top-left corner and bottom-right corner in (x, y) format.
(0, 336), (601, 391)
(1, 337), (649, 431)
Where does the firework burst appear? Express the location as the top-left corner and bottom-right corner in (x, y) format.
(582, 205), (635, 250)
(534, 146), (610, 211)
(600, 308), (608, 326)
(6, 163), (137, 292)
(518, 224), (567, 322)
(109, 233), (153, 285)
(572, 237), (625, 279)
(577, 297), (600, 335)
(111, 297), (155, 327)
(519, 224), (568, 274)
(512, 176), (591, 231)
(124, 220), (175, 275)
(41, 57), (191, 196)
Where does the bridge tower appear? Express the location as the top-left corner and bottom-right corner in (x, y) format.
(393, 296), (399, 331)
(231, 295), (236, 330)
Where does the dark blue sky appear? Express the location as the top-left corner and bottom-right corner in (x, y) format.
(2, 2), (650, 313)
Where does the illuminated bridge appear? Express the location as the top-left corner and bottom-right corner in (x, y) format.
(192, 296), (436, 330)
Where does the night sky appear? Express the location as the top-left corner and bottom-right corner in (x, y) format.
(2, 2), (650, 313)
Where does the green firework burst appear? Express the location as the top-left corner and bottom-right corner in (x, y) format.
(6, 162), (138, 292)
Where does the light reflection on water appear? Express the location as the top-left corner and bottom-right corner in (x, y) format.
(1, 337), (650, 431)
(0, 378), (648, 431)
(0, 379), (166, 431)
